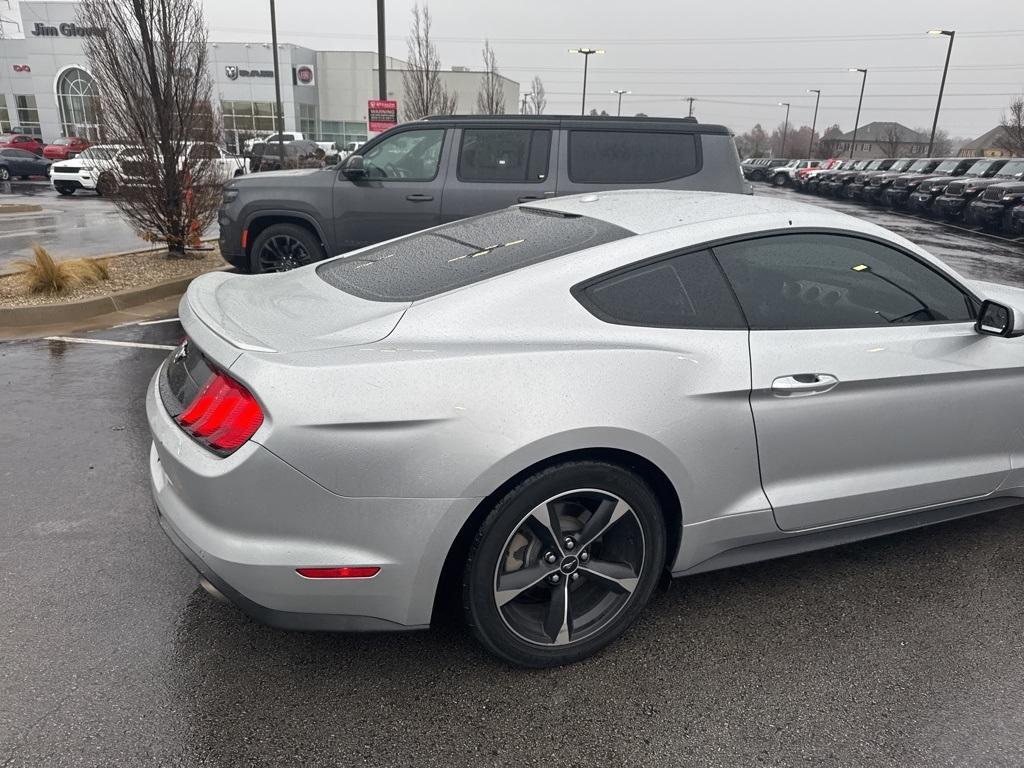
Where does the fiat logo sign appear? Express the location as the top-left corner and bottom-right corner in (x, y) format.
(13, 64), (31, 73)
(296, 65), (314, 86)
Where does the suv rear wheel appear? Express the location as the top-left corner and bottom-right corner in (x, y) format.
(463, 461), (666, 668)
(772, 173), (788, 187)
(250, 222), (326, 273)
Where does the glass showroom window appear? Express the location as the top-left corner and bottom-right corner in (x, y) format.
(221, 101), (277, 153)
(15, 95), (41, 137)
(57, 68), (102, 140)
(0, 97), (12, 132)
(320, 120), (369, 147)
(298, 103), (317, 138)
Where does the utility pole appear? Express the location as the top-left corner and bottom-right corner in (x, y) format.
(377, 0), (387, 100)
(926, 30), (955, 156)
(269, 0), (285, 166)
(685, 97), (695, 117)
(569, 48), (604, 115)
(778, 102), (791, 157)
(611, 89), (630, 116)
(848, 68), (868, 159)
(807, 89), (821, 158)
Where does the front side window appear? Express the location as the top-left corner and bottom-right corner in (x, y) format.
(579, 250), (745, 329)
(458, 128), (550, 183)
(362, 128), (445, 181)
(714, 233), (973, 330)
(568, 130), (698, 184)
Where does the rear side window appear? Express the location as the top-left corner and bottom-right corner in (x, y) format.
(317, 207), (634, 302)
(578, 250), (745, 329)
(458, 129), (551, 182)
(568, 130), (699, 184)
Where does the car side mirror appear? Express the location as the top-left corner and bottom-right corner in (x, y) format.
(976, 299), (1024, 338)
(342, 154), (365, 178)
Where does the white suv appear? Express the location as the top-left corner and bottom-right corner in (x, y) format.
(768, 159), (821, 187)
(50, 144), (127, 196)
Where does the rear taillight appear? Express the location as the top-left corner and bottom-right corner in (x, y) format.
(176, 371), (264, 454)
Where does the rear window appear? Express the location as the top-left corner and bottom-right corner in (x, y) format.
(568, 130), (699, 184)
(317, 207), (634, 302)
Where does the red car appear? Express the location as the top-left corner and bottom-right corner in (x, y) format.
(0, 133), (45, 156)
(43, 136), (90, 161)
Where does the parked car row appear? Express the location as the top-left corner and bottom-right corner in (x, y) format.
(0, 133), (91, 160)
(0, 147), (52, 181)
(781, 156), (1024, 236)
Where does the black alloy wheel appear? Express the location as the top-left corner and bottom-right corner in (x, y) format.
(464, 461), (665, 668)
(250, 222), (326, 273)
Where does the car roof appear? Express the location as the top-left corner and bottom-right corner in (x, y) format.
(419, 114), (731, 135)
(517, 189), (860, 237)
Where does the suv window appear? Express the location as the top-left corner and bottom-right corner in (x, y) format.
(568, 130), (698, 184)
(714, 233), (973, 330)
(579, 250), (745, 329)
(458, 128), (550, 183)
(317, 207), (634, 302)
(362, 128), (445, 181)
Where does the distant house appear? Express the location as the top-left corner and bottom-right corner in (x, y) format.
(958, 126), (1014, 158)
(833, 122), (928, 159)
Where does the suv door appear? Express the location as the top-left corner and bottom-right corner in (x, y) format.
(714, 232), (1019, 531)
(332, 127), (449, 251)
(440, 126), (557, 221)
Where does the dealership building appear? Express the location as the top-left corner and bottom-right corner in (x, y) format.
(0, 0), (520, 150)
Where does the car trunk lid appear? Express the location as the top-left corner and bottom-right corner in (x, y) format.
(181, 269), (409, 357)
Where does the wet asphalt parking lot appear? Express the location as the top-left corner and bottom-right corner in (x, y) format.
(3, 188), (1024, 767)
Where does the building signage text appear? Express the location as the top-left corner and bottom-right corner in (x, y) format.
(31, 22), (105, 37)
(225, 66), (274, 81)
(368, 99), (398, 133)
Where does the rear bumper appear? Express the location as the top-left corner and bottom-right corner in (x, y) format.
(146, 368), (478, 630)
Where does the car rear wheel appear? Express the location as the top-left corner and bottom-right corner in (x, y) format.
(0, 167), (10, 182)
(250, 222), (326, 273)
(463, 461), (666, 668)
(772, 173), (787, 187)
(95, 172), (117, 197)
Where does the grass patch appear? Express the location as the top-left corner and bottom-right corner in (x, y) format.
(11, 245), (111, 294)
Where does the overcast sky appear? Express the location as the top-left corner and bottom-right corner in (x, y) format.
(200, 0), (1023, 139)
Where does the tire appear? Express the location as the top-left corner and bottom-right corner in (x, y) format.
(0, 167), (10, 181)
(95, 173), (117, 197)
(772, 173), (787, 187)
(463, 461), (666, 668)
(55, 185), (76, 196)
(250, 222), (327, 273)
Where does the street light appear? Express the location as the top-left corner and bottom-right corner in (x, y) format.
(778, 102), (791, 158)
(520, 91), (534, 114)
(807, 89), (821, 159)
(569, 48), (604, 115)
(611, 89), (630, 116)
(269, 0), (285, 166)
(848, 68), (868, 159)
(927, 30), (956, 156)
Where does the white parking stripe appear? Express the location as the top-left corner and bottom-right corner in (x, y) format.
(44, 336), (176, 351)
(135, 317), (181, 325)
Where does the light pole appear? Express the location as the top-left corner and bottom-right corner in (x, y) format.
(927, 30), (955, 156)
(376, 0), (387, 100)
(611, 89), (630, 116)
(848, 68), (868, 159)
(807, 89), (821, 158)
(520, 91), (534, 114)
(269, 0), (285, 166)
(569, 48), (604, 115)
(685, 97), (696, 117)
(778, 102), (791, 158)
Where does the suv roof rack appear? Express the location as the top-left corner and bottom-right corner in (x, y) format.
(419, 114), (731, 135)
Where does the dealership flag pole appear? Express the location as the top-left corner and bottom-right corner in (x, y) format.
(270, 0), (285, 166)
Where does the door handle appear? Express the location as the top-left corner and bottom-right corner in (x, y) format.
(518, 193), (555, 202)
(771, 373), (839, 397)
(405, 194), (434, 202)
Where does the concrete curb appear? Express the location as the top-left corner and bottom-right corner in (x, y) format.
(0, 269), (222, 328)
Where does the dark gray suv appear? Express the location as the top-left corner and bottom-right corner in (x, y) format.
(218, 115), (749, 273)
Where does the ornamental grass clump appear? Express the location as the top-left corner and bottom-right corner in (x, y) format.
(13, 244), (110, 294)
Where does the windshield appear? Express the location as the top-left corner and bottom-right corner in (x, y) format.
(865, 160), (883, 171)
(907, 160), (932, 172)
(934, 160), (960, 174)
(77, 147), (117, 160)
(54, 138), (74, 146)
(996, 160), (1024, 177)
(890, 159), (914, 172)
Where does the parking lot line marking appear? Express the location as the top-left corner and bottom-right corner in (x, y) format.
(135, 317), (181, 325)
(44, 336), (176, 351)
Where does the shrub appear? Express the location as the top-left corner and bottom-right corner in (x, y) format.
(12, 245), (108, 294)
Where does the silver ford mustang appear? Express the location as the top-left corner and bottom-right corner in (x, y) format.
(147, 189), (1024, 667)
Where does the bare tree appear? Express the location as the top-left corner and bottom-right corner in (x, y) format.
(528, 76), (546, 115)
(475, 40), (505, 115)
(878, 125), (902, 158)
(402, 3), (457, 120)
(917, 126), (953, 156)
(997, 97), (1024, 155)
(78, 0), (222, 257)
(818, 124), (844, 158)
